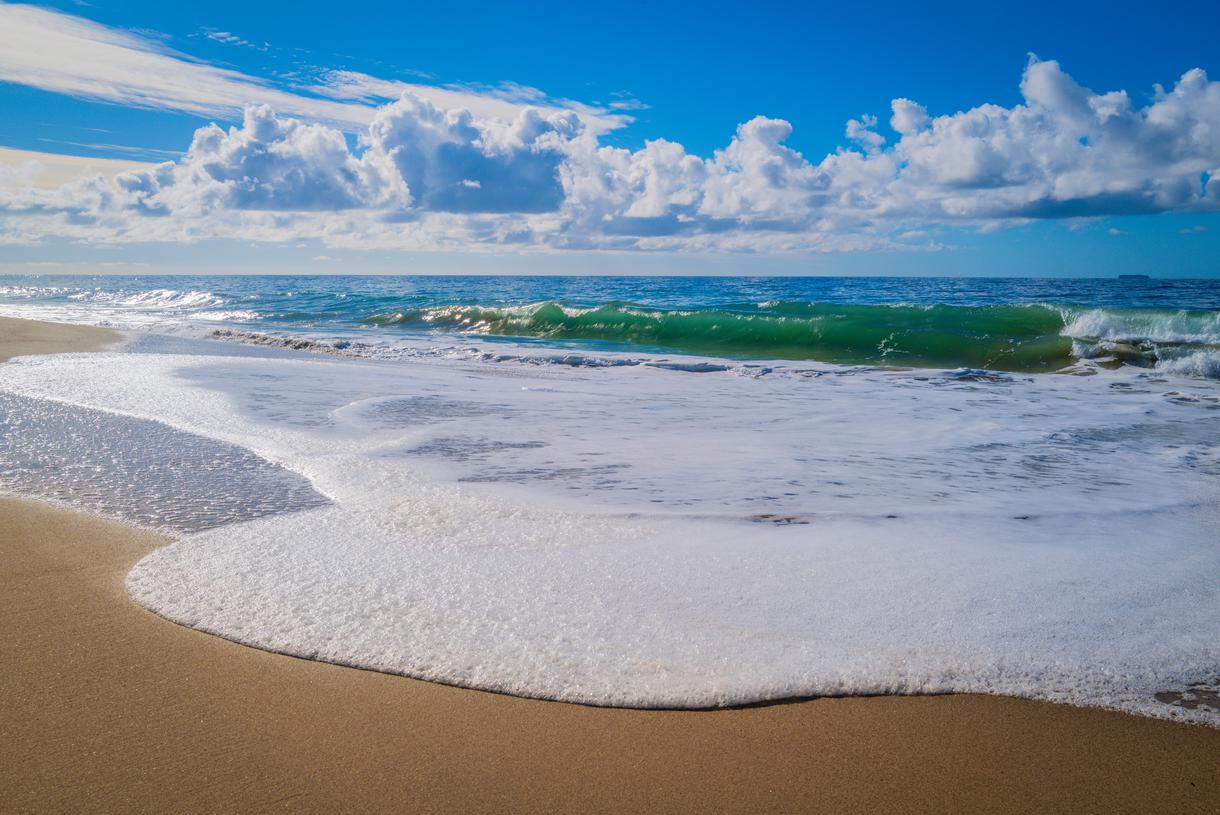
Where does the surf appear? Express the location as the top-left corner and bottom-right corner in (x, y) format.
(366, 301), (1220, 374)
(2, 276), (1219, 377)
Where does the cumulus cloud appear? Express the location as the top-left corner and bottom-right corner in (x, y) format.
(890, 100), (929, 136)
(365, 95), (582, 213)
(894, 57), (1218, 221)
(2, 56), (1218, 254)
(114, 106), (407, 213)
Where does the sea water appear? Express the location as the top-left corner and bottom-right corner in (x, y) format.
(0, 275), (1216, 722)
(2, 274), (1219, 374)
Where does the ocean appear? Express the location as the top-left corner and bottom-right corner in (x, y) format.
(0, 275), (1217, 722)
(2, 275), (1219, 375)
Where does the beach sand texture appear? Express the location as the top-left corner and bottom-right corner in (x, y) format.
(1, 316), (1218, 813)
(0, 315), (120, 361)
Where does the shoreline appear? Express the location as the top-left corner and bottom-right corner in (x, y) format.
(1, 314), (1218, 812)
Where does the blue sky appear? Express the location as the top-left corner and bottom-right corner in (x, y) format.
(0, 0), (1218, 275)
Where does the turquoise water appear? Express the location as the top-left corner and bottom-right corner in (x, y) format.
(1, 275), (1218, 373)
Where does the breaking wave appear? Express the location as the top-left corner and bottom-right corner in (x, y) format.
(71, 288), (228, 309)
(367, 301), (1220, 375)
(1, 276), (1216, 377)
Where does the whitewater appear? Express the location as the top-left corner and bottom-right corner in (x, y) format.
(0, 275), (1217, 724)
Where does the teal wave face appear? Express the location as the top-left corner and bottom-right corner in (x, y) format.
(368, 302), (1083, 371)
(364, 301), (1220, 374)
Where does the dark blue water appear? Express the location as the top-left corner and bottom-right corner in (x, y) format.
(4, 274), (1219, 315)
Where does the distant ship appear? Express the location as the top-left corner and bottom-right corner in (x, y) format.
(1117, 274), (1150, 280)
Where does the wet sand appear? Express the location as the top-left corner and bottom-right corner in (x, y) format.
(1, 316), (1218, 813)
(0, 314), (120, 361)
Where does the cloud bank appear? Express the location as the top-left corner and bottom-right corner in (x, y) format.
(2, 55), (1218, 253)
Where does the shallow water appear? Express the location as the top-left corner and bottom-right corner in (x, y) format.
(0, 329), (1216, 723)
(0, 390), (328, 531)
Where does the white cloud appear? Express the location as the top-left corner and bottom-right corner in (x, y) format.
(306, 71), (628, 136)
(0, 3), (366, 125)
(2, 55), (1218, 254)
(0, 147), (150, 191)
(364, 95), (582, 213)
(199, 29), (267, 51)
(845, 114), (886, 151)
(890, 99), (929, 136)
(114, 105), (407, 213)
(0, 3), (628, 133)
(867, 57), (1220, 220)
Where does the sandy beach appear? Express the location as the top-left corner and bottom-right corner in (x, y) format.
(0, 315), (121, 361)
(2, 315), (1218, 813)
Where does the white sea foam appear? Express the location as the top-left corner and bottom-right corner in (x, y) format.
(1062, 307), (1220, 345)
(1062, 308), (1220, 377)
(1, 346), (1217, 722)
(0, 293), (227, 330)
(1154, 349), (1220, 379)
(0, 284), (74, 299)
(71, 288), (228, 309)
(192, 309), (262, 322)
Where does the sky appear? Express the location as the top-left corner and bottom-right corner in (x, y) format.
(0, 0), (1218, 276)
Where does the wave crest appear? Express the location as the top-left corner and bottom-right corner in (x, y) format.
(70, 288), (227, 309)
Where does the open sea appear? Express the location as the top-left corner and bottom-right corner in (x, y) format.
(1, 275), (1217, 722)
